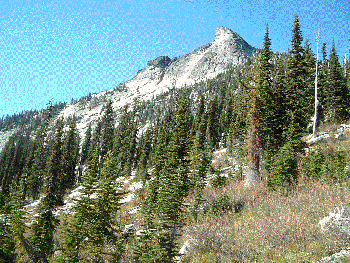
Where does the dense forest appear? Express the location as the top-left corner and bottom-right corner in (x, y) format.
(1, 14), (350, 262)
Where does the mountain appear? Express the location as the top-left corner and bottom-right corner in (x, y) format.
(56, 26), (256, 138)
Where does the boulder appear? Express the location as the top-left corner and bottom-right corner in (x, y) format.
(306, 132), (330, 145)
(319, 205), (350, 239)
(320, 249), (350, 262)
(123, 224), (135, 239)
(176, 238), (197, 262)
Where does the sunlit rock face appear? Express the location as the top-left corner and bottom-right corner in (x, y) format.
(56, 26), (257, 139)
(124, 26), (256, 98)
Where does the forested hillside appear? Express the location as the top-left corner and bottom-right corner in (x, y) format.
(1, 15), (350, 262)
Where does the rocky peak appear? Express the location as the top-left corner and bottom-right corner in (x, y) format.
(215, 26), (237, 41)
(147, 56), (172, 68)
(54, 26), (257, 141)
(213, 26), (253, 52)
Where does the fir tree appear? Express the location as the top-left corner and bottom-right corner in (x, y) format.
(270, 56), (288, 150)
(189, 114), (210, 188)
(59, 147), (100, 261)
(62, 115), (80, 192)
(206, 96), (220, 150)
(189, 113), (210, 220)
(323, 41), (349, 121)
(1, 182), (48, 263)
(246, 80), (262, 186)
(245, 24), (274, 186)
(60, 150), (125, 262)
(136, 128), (153, 183)
(112, 105), (138, 177)
(166, 96), (192, 197)
(303, 38), (317, 128)
(285, 14), (311, 135)
(45, 117), (65, 207)
(268, 118), (301, 191)
(100, 100), (115, 161)
(87, 119), (102, 164)
(27, 124), (49, 200)
(80, 123), (92, 167)
(31, 119), (64, 258)
(136, 96), (191, 262)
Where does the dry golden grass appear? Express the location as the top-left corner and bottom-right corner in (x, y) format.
(182, 178), (350, 262)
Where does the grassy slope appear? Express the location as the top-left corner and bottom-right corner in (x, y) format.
(181, 123), (350, 262)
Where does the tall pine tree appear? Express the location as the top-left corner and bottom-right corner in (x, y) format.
(323, 41), (349, 121)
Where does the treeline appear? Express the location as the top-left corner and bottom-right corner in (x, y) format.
(0, 101), (66, 131)
(1, 14), (350, 262)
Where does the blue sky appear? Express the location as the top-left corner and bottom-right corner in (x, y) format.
(0, 0), (349, 117)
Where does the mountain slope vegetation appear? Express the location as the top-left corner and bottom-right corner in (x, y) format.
(1, 15), (350, 262)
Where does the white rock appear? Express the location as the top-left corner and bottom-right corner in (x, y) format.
(306, 132), (330, 144)
(128, 206), (141, 215)
(119, 193), (135, 204)
(128, 181), (143, 191)
(320, 249), (350, 262)
(319, 205), (350, 240)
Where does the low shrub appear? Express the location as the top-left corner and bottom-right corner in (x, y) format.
(321, 150), (349, 182)
(301, 149), (325, 181)
(210, 175), (227, 188)
(209, 193), (232, 214)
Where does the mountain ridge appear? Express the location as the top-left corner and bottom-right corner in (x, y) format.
(57, 26), (256, 139)
(0, 26), (257, 150)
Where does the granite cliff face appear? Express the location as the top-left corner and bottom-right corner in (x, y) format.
(123, 26), (256, 99)
(15, 26), (256, 142)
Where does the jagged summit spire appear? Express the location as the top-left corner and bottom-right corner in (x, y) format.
(215, 26), (239, 42)
(216, 26), (235, 36)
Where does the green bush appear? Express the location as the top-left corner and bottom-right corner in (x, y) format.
(321, 150), (349, 182)
(300, 150), (325, 181)
(210, 175), (228, 188)
(268, 141), (298, 190)
(210, 193), (232, 214)
(0, 232), (16, 263)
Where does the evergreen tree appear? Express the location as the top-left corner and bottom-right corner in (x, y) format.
(100, 100), (115, 161)
(303, 38), (317, 128)
(87, 119), (102, 164)
(80, 123), (92, 167)
(59, 147), (100, 262)
(285, 14), (311, 135)
(189, 114), (210, 188)
(45, 118), (65, 207)
(136, 95), (191, 262)
(62, 116), (80, 192)
(1, 182), (48, 263)
(27, 125), (49, 200)
(136, 128), (153, 183)
(166, 97), (192, 197)
(32, 119), (64, 258)
(112, 105), (138, 177)
(318, 43), (328, 122)
(246, 80), (262, 186)
(245, 24), (274, 185)
(270, 56), (288, 150)
(60, 150), (125, 262)
(191, 95), (206, 138)
(323, 41), (349, 121)
(206, 96), (220, 150)
(257, 24), (274, 149)
(78, 123), (92, 182)
(268, 118), (301, 191)
(0, 133), (29, 205)
(189, 113), (210, 220)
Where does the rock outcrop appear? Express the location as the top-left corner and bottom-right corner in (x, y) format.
(52, 26), (256, 140)
(319, 205), (350, 262)
(124, 26), (256, 99)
